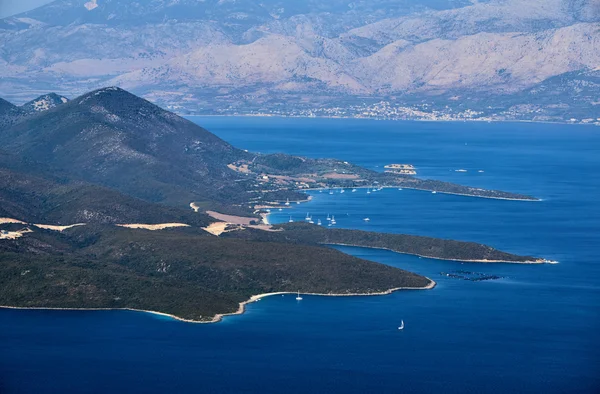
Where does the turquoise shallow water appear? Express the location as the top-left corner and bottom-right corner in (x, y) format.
(1, 118), (599, 393)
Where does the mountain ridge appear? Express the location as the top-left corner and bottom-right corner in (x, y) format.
(1, 0), (599, 123)
(0, 87), (251, 206)
(21, 93), (69, 114)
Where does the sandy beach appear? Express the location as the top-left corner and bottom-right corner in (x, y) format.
(116, 223), (190, 230)
(34, 223), (86, 232)
(0, 218), (26, 224)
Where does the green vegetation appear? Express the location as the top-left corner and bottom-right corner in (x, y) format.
(224, 223), (541, 263)
(0, 226), (431, 321)
(0, 87), (543, 322)
(0, 167), (212, 226)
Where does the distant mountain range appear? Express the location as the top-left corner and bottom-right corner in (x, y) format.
(1, 0), (599, 123)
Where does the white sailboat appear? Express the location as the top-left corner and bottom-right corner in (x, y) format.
(367, 188), (371, 194)
(296, 291), (303, 301)
(285, 198), (290, 206)
(340, 188), (345, 193)
(352, 188), (357, 192)
(331, 215), (336, 225)
(317, 219), (322, 226)
(326, 214), (331, 221)
(288, 216), (294, 223)
(398, 320), (404, 330)
(363, 218), (370, 222)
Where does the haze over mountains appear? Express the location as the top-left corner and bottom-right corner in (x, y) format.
(1, 0), (599, 122)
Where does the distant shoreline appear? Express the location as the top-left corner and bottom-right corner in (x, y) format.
(0, 279), (436, 324)
(184, 114), (599, 127)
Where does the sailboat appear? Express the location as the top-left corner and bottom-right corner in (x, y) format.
(398, 320), (404, 330)
(305, 212), (311, 221)
(367, 188), (371, 194)
(363, 218), (370, 222)
(317, 219), (322, 226)
(331, 215), (336, 225)
(326, 214), (331, 221)
(296, 291), (303, 301)
(351, 188), (357, 192)
(289, 216), (294, 223)
(340, 188), (345, 193)
(285, 198), (290, 206)
(329, 189), (334, 195)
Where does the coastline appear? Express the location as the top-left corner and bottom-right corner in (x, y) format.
(323, 243), (556, 264)
(183, 114), (599, 127)
(0, 279), (436, 324)
(300, 186), (540, 202)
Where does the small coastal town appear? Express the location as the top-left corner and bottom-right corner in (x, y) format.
(170, 99), (600, 125)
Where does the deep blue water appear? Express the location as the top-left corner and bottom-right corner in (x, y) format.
(1, 118), (599, 393)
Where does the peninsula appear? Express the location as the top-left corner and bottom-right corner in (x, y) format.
(0, 87), (546, 322)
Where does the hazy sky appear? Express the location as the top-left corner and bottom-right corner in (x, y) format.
(0, 0), (54, 18)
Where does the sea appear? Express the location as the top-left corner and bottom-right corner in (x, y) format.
(1, 118), (599, 393)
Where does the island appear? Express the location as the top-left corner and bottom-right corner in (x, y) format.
(0, 87), (546, 322)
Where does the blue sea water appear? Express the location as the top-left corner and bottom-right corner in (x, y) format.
(1, 118), (599, 393)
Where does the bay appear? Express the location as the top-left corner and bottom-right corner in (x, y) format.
(1, 118), (598, 393)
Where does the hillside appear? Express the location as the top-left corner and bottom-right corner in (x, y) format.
(223, 222), (544, 263)
(0, 87), (252, 206)
(0, 87), (538, 207)
(0, 225), (432, 321)
(0, 98), (25, 130)
(0, 0), (598, 122)
(0, 165), (212, 226)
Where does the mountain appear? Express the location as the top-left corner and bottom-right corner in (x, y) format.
(0, 93), (69, 130)
(0, 87), (539, 210)
(0, 87), (252, 206)
(0, 98), (25, 130)
(21, 93), (69, 114)
(0, 0), (598, 122)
